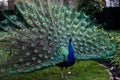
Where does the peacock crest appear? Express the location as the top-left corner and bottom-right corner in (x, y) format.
(0, 0), (115, 75)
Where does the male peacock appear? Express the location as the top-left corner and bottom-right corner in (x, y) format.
(0, 0), (115, 80)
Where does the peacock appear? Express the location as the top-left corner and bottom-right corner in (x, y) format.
(0, 0), (116, 80)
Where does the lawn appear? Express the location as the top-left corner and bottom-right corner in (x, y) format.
(0, 61), (109, 80)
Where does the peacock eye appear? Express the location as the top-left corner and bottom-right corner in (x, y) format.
(66, 18), (71, 23)
(34, 49), (39, 53)
(58, 30), (62, 34)
(0, 68), (5, 72)
(23, 12), (28, 16)
(27, 20), (33, 25)
(32, 57), (37, 61)
(82, 21), (89, 26)
(54, 14), (59, 19)
(67, 33), (71, 36)
(43, 46), (47, 51)
(14, 64), (19, 68)
(66, 25), (71, 29)
(66, 10), (72, 15)
(60, 20), (65, 25)
(38, 54), (43, 58)
(36, 65), (41, 69)
(43, 23), (48, 27)
(26, 62), (31, 66)
(73, 25), (77, 29)
(23, 29), (29, 33)
(14, 51), (19, 55)
(54, 22), (59, 25)
(44, 55), (48, 59)
(22, 46), (27, 50)
(80, 26), (85, 31)
(39, 35), (44, 39)
(74, 18), (79, 24)
(40, 29), (46, 33)
(19, 58), (24, 62)
(26, 52), (31, 56)
(31, 43), (36, 47)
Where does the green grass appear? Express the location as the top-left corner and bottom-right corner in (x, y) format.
(0, 61), (109, 80)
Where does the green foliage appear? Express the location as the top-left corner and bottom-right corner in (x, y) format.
(0, 61), (109, 80)
(109, 31), (120, 68)
(76, 0), (104, 16)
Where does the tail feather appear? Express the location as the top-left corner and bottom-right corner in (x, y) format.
(0, 0), (116, 74)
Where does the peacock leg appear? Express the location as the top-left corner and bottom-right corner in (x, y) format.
(60, 67), (69, 80)
(60, 67), (66, 80)
(64, 67), (68, 79)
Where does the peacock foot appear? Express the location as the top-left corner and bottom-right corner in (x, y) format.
(60, 73), (69, 80)
(60, 77), (68, 80)
(60, 73), (68, 80)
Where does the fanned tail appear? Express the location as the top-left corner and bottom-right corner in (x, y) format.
(0, 0), (116, 75)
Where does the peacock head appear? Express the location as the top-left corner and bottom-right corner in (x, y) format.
(69, 37), (72, 43)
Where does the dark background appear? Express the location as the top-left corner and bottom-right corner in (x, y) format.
(95, 7), (120, 30)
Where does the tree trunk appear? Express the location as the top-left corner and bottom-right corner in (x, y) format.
(8, 0), (14, 9)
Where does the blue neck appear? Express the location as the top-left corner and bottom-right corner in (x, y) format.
(66, 37), (75, 65)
